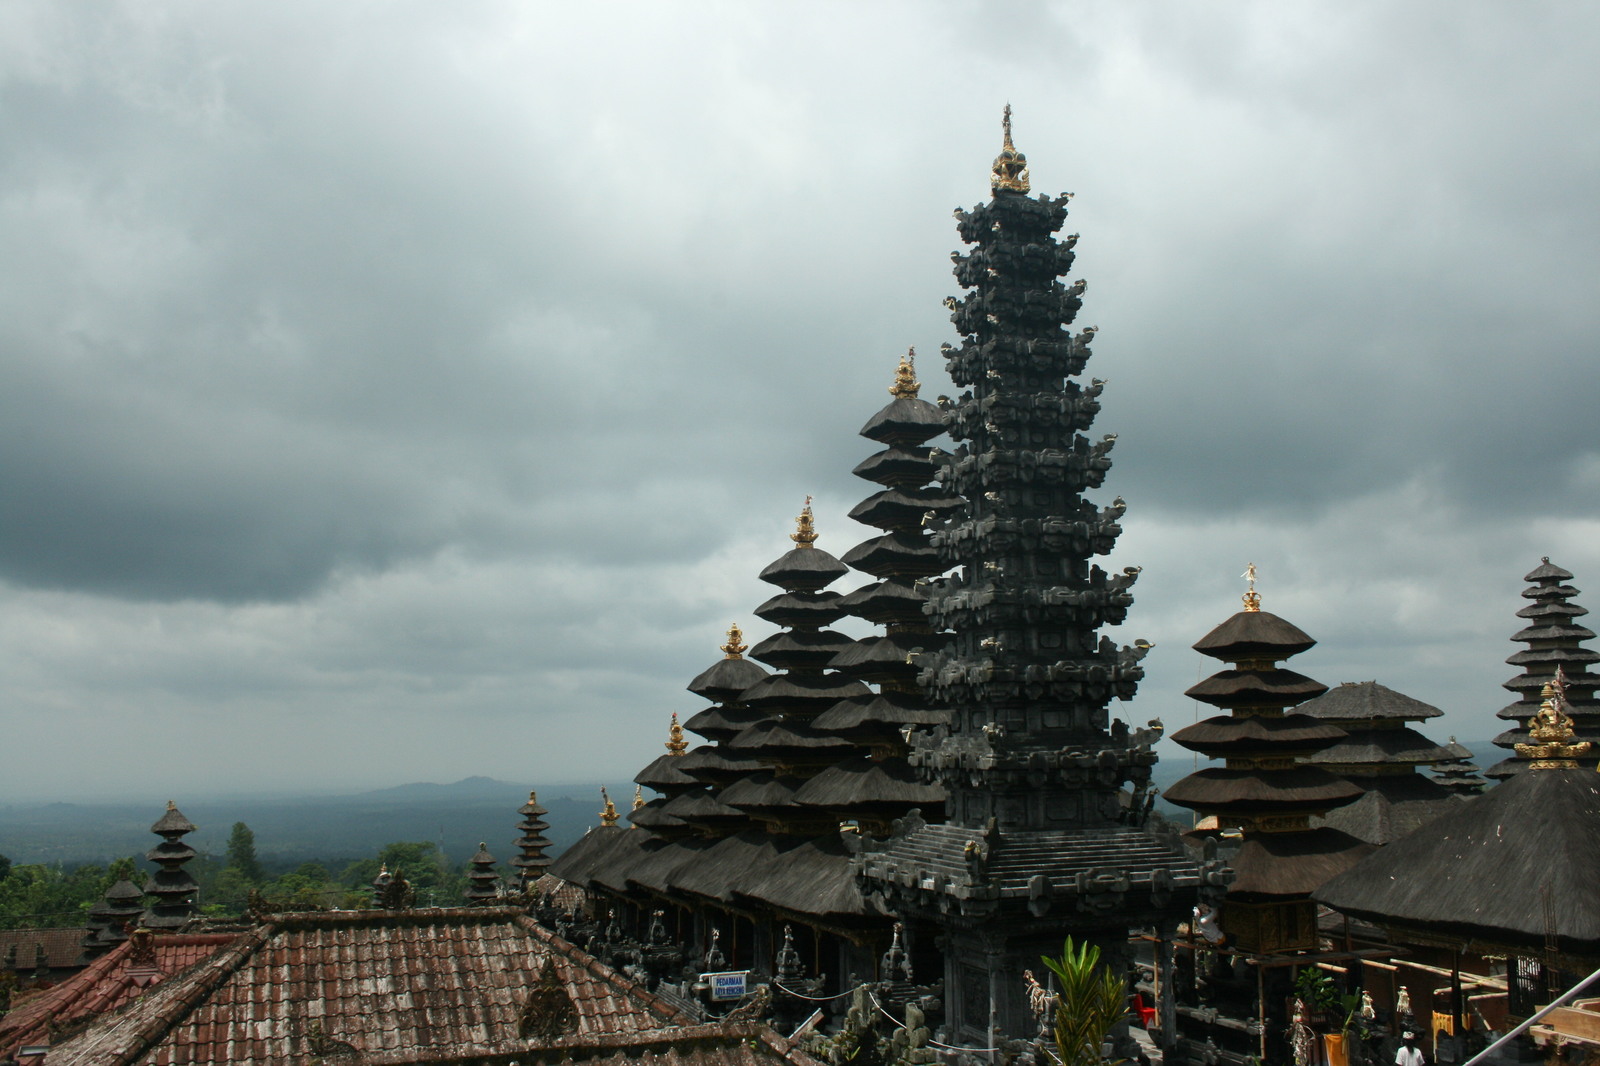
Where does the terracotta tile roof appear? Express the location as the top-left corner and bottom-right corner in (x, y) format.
(0, 928), (87, 972)
(45, 907), (703, 1065)
(0, 933), (238, 1060)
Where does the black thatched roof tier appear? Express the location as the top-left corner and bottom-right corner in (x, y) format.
(748, 628), (859, 671)
(1510, 621), (1598, 644)
(1184, 669), (1330, 708)
(718, 771), (802, 810)
(841, 531), (947, 580)
(834, 579), (928, 627)
(812, 692), (949, 733)
(1310, 773), (1461, 845)
(848, 488), (962, 531)
(738, 672), (872, 713)
(151, 803), (197, 835)
(657, 789), (746, 825)
(752, 591), (848, 628)
(1169, 713), (1346, 757)
(671, 830), (795, 902)
(545, 824), (627, 889)
(615, 835), (713, 895)
(792, 759), (945, 810)
(587, 829), (653, 896)
(728, 719), (861, 759)
(681, 705), (766, 742)
(1163, 766), (1363, 816)
(852, 446), (939, 488)
(1298, 680), (1444, 721)
(627, 798), (688, 831)
(675, 745), (764, 782)
(1193, 610), (1317, 661)
(758, 546), (850, 591)
(634, 754), (700, 790)
(1506, 645), (1600, 667)
(1226, 827), (1374, 898)
(687, 655), (770, 703)
(1527, 558), (1575, 582)
(829, 632), (949, 683)
(1315, 767), (1600, 955)
(859, 396), (945, 446)
(1303, 726), (1458, 767)
(735, 834), (872, 919)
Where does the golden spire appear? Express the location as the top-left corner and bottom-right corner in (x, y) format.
(791, 495), (818, 549)
(889, 348), (920, 399)
(632, 784), (645, 811)
(598, 787), (619, 827)
(1516, 671), (1593, 769)
(1241, 563), (1261, 612)
(721, 623), (748, 659)
(990, 104), (1030, 194)
(666, 712), (688, 755)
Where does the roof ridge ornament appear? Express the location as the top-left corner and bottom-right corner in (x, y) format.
(1242, 562), (1261, 612)
(791, 495), (818, 549)
(598, 787), (619, 827)
(721, 623), (748, 660)
(1515, 668), (1593, 769)
(666, 712), (688, 755)
(991, 104), (1030, 194)
(889, 348), (920, 399)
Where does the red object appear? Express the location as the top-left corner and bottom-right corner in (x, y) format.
(1130, 992), (1158, 1028)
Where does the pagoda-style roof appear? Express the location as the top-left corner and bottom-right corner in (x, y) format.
(848, 487), (962, 530)
(734, 834), (872, 920)
(859, 396), (945, 446)
(727, 719), (861, 760)
(1316, 767), (1600, 956)
(811, 692), (950, 733)
(717, 771), (802, 811)
(656, 789), (746, 825)
(792, 759), (944, 811)
(626, 798), (687, 831)
(758, 546), (849, 591)
(686, 655), (769, 703)
(669, 830), (795, 903)
(1193, 610), (1317, 661)
(1226, 827), (1374, 898)
(681, 704), (766, 742)
(1298, 680), (1444, 721)
(834, 579), (929, 627)
(1303, 726), (1458, 767)
(1310, 773), (1461, 846)
(1162, 766), (1364, 818)
(675, 745), (764, 781)
(752, 590), (847, 628)
(748, 628), (859, 671)
(737, 672), (871, 712)
(852, 446), (940, 487)
(1169, 713), (1346, 758)
(633, 754), (699, 791)
(1184, 669), (1329, 708)
(840, 531), (946, 579)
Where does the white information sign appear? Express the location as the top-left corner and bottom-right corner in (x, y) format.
(704, 970), (749, 1001)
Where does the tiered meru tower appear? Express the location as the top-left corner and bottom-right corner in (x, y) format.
(1164, 574), (1370, 954)
(860, 111), (1202, 1043)
(1488, 558), (1600, 777)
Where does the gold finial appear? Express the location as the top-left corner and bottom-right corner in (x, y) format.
(1516, 669), (1592, 769)
(166, 800), (177, 811)
(599, 787), (619, 827)
(721, 623), (748, 660)
(632, 784), (645, 811)
(889, 348), (920, 399)
(528, 789), (538, 803)
(991, 104), (1031, 194)
(1241, 563), (1261, 612)
(666, 712), (688, 755)
(791, 496), (818, 549)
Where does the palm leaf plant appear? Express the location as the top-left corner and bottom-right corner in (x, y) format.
(1040, 936), (1129, 1066)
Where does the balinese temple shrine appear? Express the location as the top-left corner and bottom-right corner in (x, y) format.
(1488, 558), (1600, 777)
(857, 110), (1205, 1045)
(1298, 681), (1461, 845)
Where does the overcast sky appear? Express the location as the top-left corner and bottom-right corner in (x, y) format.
(3, 2), (1597, 809)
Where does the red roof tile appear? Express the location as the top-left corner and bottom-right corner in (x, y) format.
(45, 908), (704, 1065)
(0, 933), (238, 1060)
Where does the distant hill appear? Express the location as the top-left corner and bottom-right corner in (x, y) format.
(0, 779), (613, 868)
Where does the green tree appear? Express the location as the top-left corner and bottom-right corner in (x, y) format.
(0, 854), (11, 883)
(225, 822), (263, 883)
(1040, 937), (1128, 1066)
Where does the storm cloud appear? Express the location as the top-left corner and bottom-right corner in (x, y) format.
(2, 1), (1596, 801)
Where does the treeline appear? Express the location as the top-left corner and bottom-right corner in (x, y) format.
(0, 824), (505, 930)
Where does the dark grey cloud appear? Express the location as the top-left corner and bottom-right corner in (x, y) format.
(1, 1), (1596, 800)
